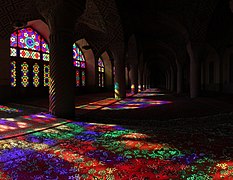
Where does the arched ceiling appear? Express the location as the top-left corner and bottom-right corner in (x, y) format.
(0, 0), (233, 74)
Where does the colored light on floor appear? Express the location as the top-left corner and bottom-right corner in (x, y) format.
(0, 120), (221, 179)
(102, 98), (172, 110)
(76, 98), (117, 110)
(0, 105), (22, 113)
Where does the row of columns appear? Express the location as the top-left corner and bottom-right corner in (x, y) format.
(165, 42), (201, 98)
(37, 0), (151, 118)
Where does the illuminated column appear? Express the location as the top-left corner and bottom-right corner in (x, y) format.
(138, 69), (143, 92)
(177, 62), (182, 94)
(143, 71), (146, 90)
(111, 43), (126, 99)
(37, 0), (86, 118)
(187, 42), (200, 98)
(129, 64), (138, 94)
(125, 65), (130, 90)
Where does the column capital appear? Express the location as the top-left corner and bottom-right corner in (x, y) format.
(35, 0), (86, 32)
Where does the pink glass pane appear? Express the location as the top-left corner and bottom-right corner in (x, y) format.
(10, 32), (17, 47)
(17, 27), (41, 51)
(41, 37), (49, 53)
(81, 62), (85, 68)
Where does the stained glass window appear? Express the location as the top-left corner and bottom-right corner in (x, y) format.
(44, 65), (50, 87)
(81, 71), (85, 86)
(10, 48), (17, 57)
(18, 27), (41, 51)
(98, 58), (105, 87)
(73, 43), (86, 87)
(21, 62), (29, 87)
(20, 50), (40, 59)
(76, 70), (80, 87)
(10, 61), (16, 87)
(10, 27), (50, 88)
(33, 63), (40, 87)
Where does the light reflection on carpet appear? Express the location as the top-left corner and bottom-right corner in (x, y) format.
(0, 113), (71, 140)
(0, 121), (229, 179)
(0, 105), (22, 113)
(76, 98), (117, 110)
(133, 93), (165, 97)
(102, 98), (172, 110)
(76, 93), (134, 111)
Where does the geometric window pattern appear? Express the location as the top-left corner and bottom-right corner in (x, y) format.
(33, 63), (40, 87)
(73, 43), (86, 87)
(10, 61), (16, 87)
(10, 27), (50, 87)
(44, 65), (50, 87)
(98, 58), (105, 87)
(21, 62), (29, 87)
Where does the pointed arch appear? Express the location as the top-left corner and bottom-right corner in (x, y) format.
(10, 27), (50, 88)
(73, 43), (86, 87)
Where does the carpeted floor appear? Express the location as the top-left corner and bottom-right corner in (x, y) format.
(0, 89), (233, 179)
(0, 118), (233, 179)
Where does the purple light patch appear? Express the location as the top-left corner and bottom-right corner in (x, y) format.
(102, 98), (172, 110)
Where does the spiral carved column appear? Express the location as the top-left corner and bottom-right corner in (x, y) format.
(36, 0), (86, 118)
(49, 31), (76, 118)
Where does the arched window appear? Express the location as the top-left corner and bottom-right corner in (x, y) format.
(73, 43), (86, 87)
(10, 27), (50, 87)
(98, 58), (105, 87)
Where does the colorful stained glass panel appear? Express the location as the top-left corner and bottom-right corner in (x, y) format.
(101, 74), (104, 87)
(81, 71), (85, 86)
(98, 74), (101, 87)
(21, 62), (29, 87)
(73, 61), (80, 67)
(33, 63), (40, 87)
(17, 28), (41, 51)
(73, 44), (78, 60)
(10, 32), (17, 47)
(44, 65), (50, 86)
(10, 48), (17, 57)
(42, 53), (50, 61)
(20, 50), (40, 60)
(41, 38), (49, 53)
(98, 58), (104, 68)
(76, 70), (80, 87)
(81, 62), (85, 68)
(10, 61), (16, 87)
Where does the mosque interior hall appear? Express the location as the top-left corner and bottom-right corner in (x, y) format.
(0, 0), (233, 179)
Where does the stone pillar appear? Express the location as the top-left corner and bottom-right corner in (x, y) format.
(37, 0), (86, 118)
(165, 73), (168, 89)
(129, 64), (138, 94)
(125, 65), (130, 90)
(111, 43), (126, 99)
(0, 38), (11, 102)
(138, 68), (143, 92)
(167, 70), (171, 91)
(187, 42), (200, 98)
(177, 62), (182, 94)
(170, 67), (175, 92)
(143, 71), (147, 90)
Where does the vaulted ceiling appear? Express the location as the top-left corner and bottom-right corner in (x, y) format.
(0, 0), (233, 80)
